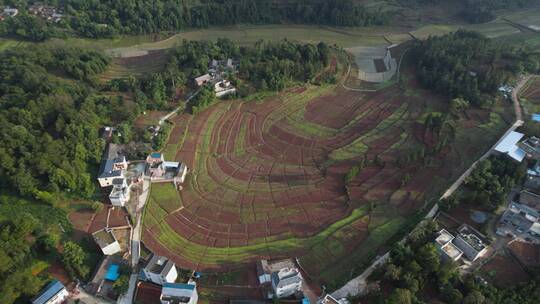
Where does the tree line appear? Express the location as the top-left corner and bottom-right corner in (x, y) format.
(0, 46), (117, 202)
(439, 155), (525, 213)
(414, 30), (540, 108)
(0, 0), (391, 41)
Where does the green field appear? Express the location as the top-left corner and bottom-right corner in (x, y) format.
(466, 21), (521, 38)
(501, 9), (540, 31)
(103, 25), (396, 57)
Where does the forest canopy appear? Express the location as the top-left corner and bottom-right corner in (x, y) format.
(414, 30), (540, 107)
(0, 46), (113, 200)
(0, 0), (391, 40)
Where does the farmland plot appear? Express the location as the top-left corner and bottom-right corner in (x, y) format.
(142, 55), (511, 286)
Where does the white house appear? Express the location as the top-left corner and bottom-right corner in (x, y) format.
(109, 178), (131, 207)
(3, 7), (19, 17)
(97, 156), (128, 187)
(435, 229), (464, 262)
(32, 280), (69, 304)
(494, 131), (526, 162)
(271, 267), (303, 298)
(453, 225), (489, 262)
(142, 254), (178, 285)
(92, 228), (122, 256)
(161, 282), (198, 304)
(257, 259), (304, 298)
(214, 80), (236, 97)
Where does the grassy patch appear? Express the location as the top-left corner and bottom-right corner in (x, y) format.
(143, 201), (369, 265)
(150, 183), (182, 213)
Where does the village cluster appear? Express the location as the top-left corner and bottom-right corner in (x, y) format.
(431, 128), (540, 277)
(194, 58), (237, 97)
(31, 127), (352, 304)
(0, 3), (63, 22)
(494, 131), (540, 242)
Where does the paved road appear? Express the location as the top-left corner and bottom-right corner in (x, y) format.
(155, 91), (200, 133)
(330, 76), (530, 299)
(118, 176), (150, 304)
(118, 90), (197, 304)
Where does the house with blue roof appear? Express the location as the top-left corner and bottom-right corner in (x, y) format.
(32, 280), (69, 304)
(160, 282), (198, 304)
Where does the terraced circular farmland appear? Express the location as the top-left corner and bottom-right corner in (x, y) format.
(142, 58), (512, 283)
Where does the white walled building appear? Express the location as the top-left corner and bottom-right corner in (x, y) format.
(257, 259), (304, 298)
(161, 282), (198, 304)
(109, 178), (131, 207)
(97, 156), (128, 187)
(92, 228), (122, 256)
(271, 267), (303, 298)
(142, 254), (178, 285)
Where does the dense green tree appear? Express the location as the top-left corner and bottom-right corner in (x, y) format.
(0, 0), (391, 40)
(415, 30), (539, 107)
(386, 288), (412, 304)
(62, 241), (89, 279)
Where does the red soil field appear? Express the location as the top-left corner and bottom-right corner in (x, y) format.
(522, 78), (540, 103)
(142, 62), (494, 273)
(481, 254), (531, 287)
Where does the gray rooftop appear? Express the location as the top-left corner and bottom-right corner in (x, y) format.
(457, 225), (487, 252)
(145, 254), (175, 275)
(92, 229), (117, 248)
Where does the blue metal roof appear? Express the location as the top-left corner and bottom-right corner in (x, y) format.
(105, 264), (120, 281)
(302, 298), (311, 304)
(532, 114), (540, 122)
(163, 283), (195, 290)
(32, 280), (65, 304)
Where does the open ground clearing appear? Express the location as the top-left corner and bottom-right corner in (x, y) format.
(141, 52), (512, 287)
(480, 253), (531, 287)
(102, 25), (400, 58)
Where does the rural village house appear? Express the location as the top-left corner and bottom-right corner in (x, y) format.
(497, 190), (540, 243)
(435, 225), (489, 263)
(2, 7), (18, 17)
(519, 136), (540, 160)
(435, 229), (464, 262)
(160, 282), (198, 304)
(494, 131), (526, 162)
(32, 280), (69, 304)
(257, 259), (304, 299)
(195, 74), (212, 87)
(93, 228), (122, 255)
(109, 177), (131, 207)
(214, 80), (236, 97)
(90, 207), (132, 257)
(141, 254), (178, 286)
(98, 156), (128, 187)
(147, 152), (189, 184)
